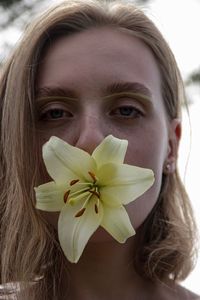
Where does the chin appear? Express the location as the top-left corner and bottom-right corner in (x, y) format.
(89, 227), (116, 243)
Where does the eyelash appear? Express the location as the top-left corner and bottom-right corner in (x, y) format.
(39, 108), (73, 121)
(110, 105), (144, 119)
(38, 104), (144, 121)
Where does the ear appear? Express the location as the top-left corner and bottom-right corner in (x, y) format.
(164, 118), (181, 174)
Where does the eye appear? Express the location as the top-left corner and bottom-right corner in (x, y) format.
(39, 108), (73, 121)
(110, 106), (143, 118)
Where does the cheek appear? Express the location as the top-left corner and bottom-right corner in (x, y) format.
(124, 127), (166, 167)
(37, 125), (78, 147)
(36, 128), (79, 184)
(126, 170), (162, 230)
(123, 125), (168, 229)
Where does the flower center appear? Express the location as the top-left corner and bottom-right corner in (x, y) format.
(63, 171), (101, 218)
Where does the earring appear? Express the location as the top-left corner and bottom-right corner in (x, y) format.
(164, 163), (171, 174)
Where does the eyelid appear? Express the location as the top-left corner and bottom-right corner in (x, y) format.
(110, 105), (144, 118)
(39, 101), (68, 110)
(36, 98), (75, 111)
(36, 95), (78, 103)
(35, 96), (78, 112)
(105, 92), (151, 110)
(103, 92), (151, 103)
(37, 100), (75, 120)
(112, 99), (146, 114)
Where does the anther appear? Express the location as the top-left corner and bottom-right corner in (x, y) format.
(70, 179), (80, 186)
(75, 207), (86, 218)
(88, 171), (96, 183)
(94, 204), (99, 214)
(64, 190), (70, 203)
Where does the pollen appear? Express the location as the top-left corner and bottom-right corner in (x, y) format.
(94, 203), (99, 214)
(70, 179), (80, 186)
(64, 190), (70, 203)
(75, 207), (86, 218)
(88, 171), (97, 183)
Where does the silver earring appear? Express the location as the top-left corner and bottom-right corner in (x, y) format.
(164, 163), (171, 174)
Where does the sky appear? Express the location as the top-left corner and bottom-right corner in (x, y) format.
(146, 0), (200, 78)
(179, 94), (200, 294)
(146, 0), (200, 294)
(0, 0), (200, 295)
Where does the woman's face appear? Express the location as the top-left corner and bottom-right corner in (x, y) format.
(36, 27), (180, 237)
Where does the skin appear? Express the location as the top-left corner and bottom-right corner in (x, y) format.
(35, 27), (198, 299)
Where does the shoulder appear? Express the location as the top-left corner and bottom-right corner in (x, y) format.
(175, 285), (200, 300)
(152, 282), (200, 300)
(157, 283), (200, 300)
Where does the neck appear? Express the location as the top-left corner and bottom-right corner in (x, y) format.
(60, 233), (151, 299)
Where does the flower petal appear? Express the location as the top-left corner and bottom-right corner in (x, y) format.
(58, 198), (103, 263)
(99, 163), (154, 206)
(35, 181), (65, 211)
(92, 135), (128, 168)
(43, 136), (96, 184)
(101, 204), (135, 243)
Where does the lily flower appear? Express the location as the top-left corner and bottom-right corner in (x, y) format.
(35, 135), (154, 263)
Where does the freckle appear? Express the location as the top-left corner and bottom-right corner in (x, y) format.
(64, 190), (70, 203)
(70, 179), (80, 186)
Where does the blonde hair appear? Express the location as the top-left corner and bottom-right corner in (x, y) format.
(0, 0), (197, 298)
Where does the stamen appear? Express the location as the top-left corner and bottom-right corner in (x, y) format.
(75, 207), (86, 218)
(94, 204), (99, 214)
(88, 171), (97, 183)
(63, 190), (70, 203)
(89, 190), (100, 199)
(70, 179), (80, 186)
(70, 187), (90, 196)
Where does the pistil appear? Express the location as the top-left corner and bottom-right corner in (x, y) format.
(64, 171), (101, 217)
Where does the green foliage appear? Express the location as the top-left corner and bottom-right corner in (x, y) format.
(186, 69), (200, 85)
(0, 0), (22, 8)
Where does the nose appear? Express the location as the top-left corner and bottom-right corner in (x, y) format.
(75, 114), (106, 154)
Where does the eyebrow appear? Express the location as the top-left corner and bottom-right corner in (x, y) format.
(35, 81), (152, 101)
(102, 81), (152, 99)
(35, 87), (78, 100)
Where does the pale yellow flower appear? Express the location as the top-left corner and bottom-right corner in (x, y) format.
(35, 135), (154, 263)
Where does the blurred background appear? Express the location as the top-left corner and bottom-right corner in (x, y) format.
(0, 0), (199, 295)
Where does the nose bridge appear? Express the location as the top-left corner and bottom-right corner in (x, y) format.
(81, 113), (101, 134)
(75, 109), (105, 154)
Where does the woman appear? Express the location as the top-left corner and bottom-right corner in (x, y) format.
(0, 0), (199, 299)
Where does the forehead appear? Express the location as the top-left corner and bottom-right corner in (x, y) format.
(37, 27), (162, 103)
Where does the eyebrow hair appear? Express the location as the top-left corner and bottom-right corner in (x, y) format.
(35, 87), (78, 99)
(103, 81), (152, 98)
(35, 81), (152, 101)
